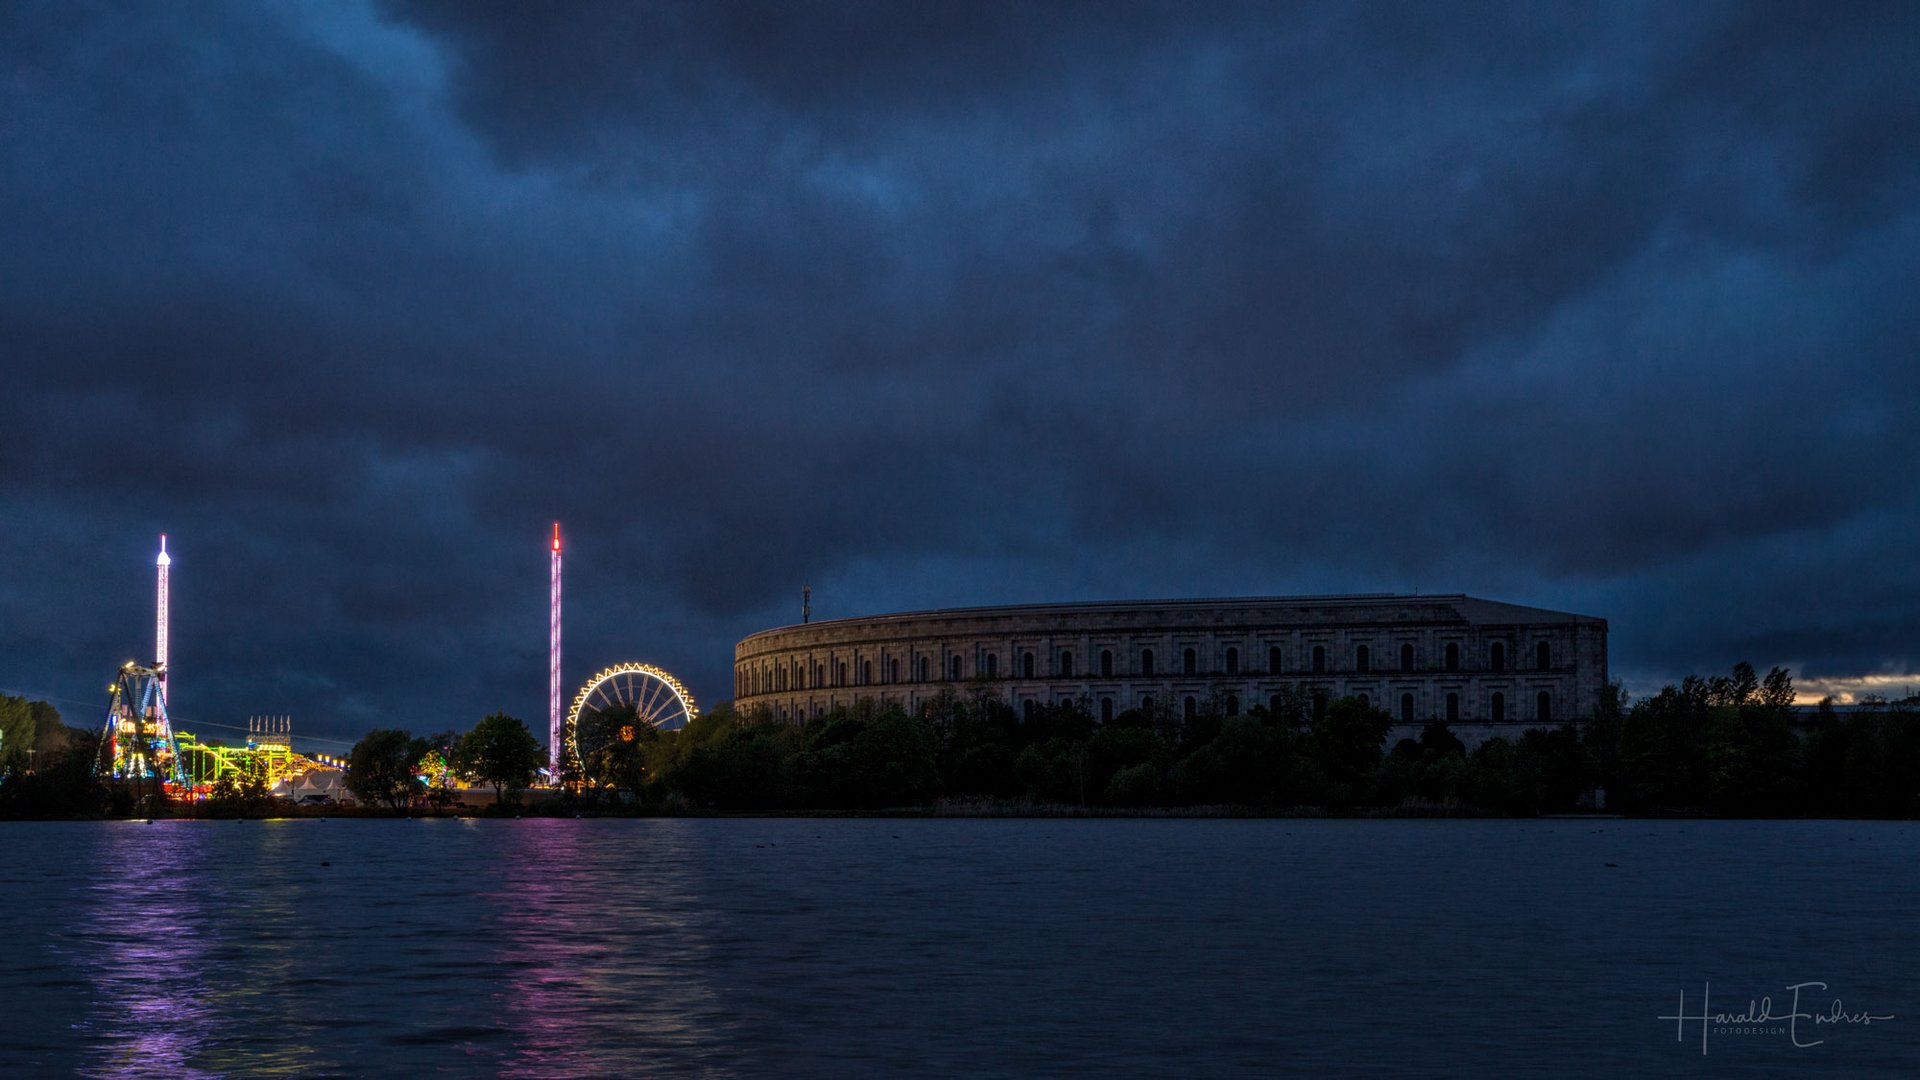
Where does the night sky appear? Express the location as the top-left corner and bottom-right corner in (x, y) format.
(3, 1), (1916, 748)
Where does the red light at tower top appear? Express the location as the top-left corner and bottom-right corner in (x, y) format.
(553, 522), (562, 553)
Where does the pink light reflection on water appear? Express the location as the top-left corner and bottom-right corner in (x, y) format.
(488, 820), (733, 1078)
(65, 821), (326, 1079)
(68, 822), (220, 1079)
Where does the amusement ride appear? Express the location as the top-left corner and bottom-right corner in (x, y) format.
(91, 524), (697, 799)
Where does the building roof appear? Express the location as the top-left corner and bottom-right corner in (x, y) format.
(741, 593), (1604, 644)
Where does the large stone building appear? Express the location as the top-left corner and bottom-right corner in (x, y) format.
(734, 594), (1607, 745)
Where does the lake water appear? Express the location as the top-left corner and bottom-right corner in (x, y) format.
(0, 818), (1914, 1077)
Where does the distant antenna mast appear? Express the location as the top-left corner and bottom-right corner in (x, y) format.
(156, 534), (171, 708)
(802, 582), (811, 624)
(550, 522), (563, 777)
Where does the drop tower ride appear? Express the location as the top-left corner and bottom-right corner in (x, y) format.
(550, 522), (562, 777)
(156, 533), (170, 706)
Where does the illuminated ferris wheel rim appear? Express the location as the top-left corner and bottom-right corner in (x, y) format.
(564, 662), (699, 766)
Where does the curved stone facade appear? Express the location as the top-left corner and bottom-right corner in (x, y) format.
(734, 594), (1607, 745)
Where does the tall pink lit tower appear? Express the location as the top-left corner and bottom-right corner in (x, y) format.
(549, 522), (562, 776)
(155, 534), (171, 707)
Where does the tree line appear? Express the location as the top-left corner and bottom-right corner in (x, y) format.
(0, 694), (109, 818)
(7, 666), (1920, 817)
(556, 663), (1920, 817)
(344, 712), (542, 809)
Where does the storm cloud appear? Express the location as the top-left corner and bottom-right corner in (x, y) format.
(3, 0), (1917, 744)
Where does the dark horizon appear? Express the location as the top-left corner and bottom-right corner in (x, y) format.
(3, 1), (1917, 746)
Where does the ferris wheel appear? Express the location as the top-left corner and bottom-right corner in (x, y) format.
(564, 662), (698, 782)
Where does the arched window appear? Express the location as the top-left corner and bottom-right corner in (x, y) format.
(1101, 649), (1114, 678)
(1355, 644), (1370, 673)
(1490, 642), (1505, 672)
(950, 656), (962, 680)
(1226, 695), (1240, 716)
(1183, 648), (1197, 675)
(1100, 697), (1114, 724)
(1401, 643), (1414, 671)
(889, 658), (899, 684)
(1022, 651), (1035, 679)
(1184, 696), (1197, 721)
(919, 657), (930, 682)
(1446, 692), (1459, 723)
(1225, 647), (1239, 675)
(1491, 692), (1505, 723)
(1537, 642), (1552, 670)
(838, 662), (847, 686)
(1023, 700), (1036, 721)
(985, 653), (998, 678)
(1400, 693), (1414, 723)
(1538, 691), (1552, 723)
(1060, 651), (1074, 677)
(862, 660), (871, 685)
(1141, 694), (1155, 711)
(1141, 649), (1155, 676)
(1444, 643), (1459, 672)
(1312, 645), (1326, 673)
(1269, 646), (1282, 673)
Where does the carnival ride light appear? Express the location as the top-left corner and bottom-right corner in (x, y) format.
(563, 662), (699, 787)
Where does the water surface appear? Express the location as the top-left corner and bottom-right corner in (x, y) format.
(1, 818), (1913, 1076)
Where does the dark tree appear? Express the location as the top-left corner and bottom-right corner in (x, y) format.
(1417, 721), (1467, 759)
(1086, 724), (1166, 804)
(1172, 715), (1296, 806)
(1014, 738), (1090, 805)
(346, 728), (419, 809)
(0, 725), (107, 819)
(1615, 679), (1712, 811)
(1704, 666), (1801, 814)
(1309, 696), (1392, 804)
(927, 692), (1021, 798)
(673, 716), (803, 810)
(796, 701), (941, 809)
(1581, 679), (1627, 795)
(457, 712), (542, 806)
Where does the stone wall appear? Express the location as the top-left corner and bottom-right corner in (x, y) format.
(733, 594), (1607, 746)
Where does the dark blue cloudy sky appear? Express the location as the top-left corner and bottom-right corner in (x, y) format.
(3, 1), (1916, 746)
